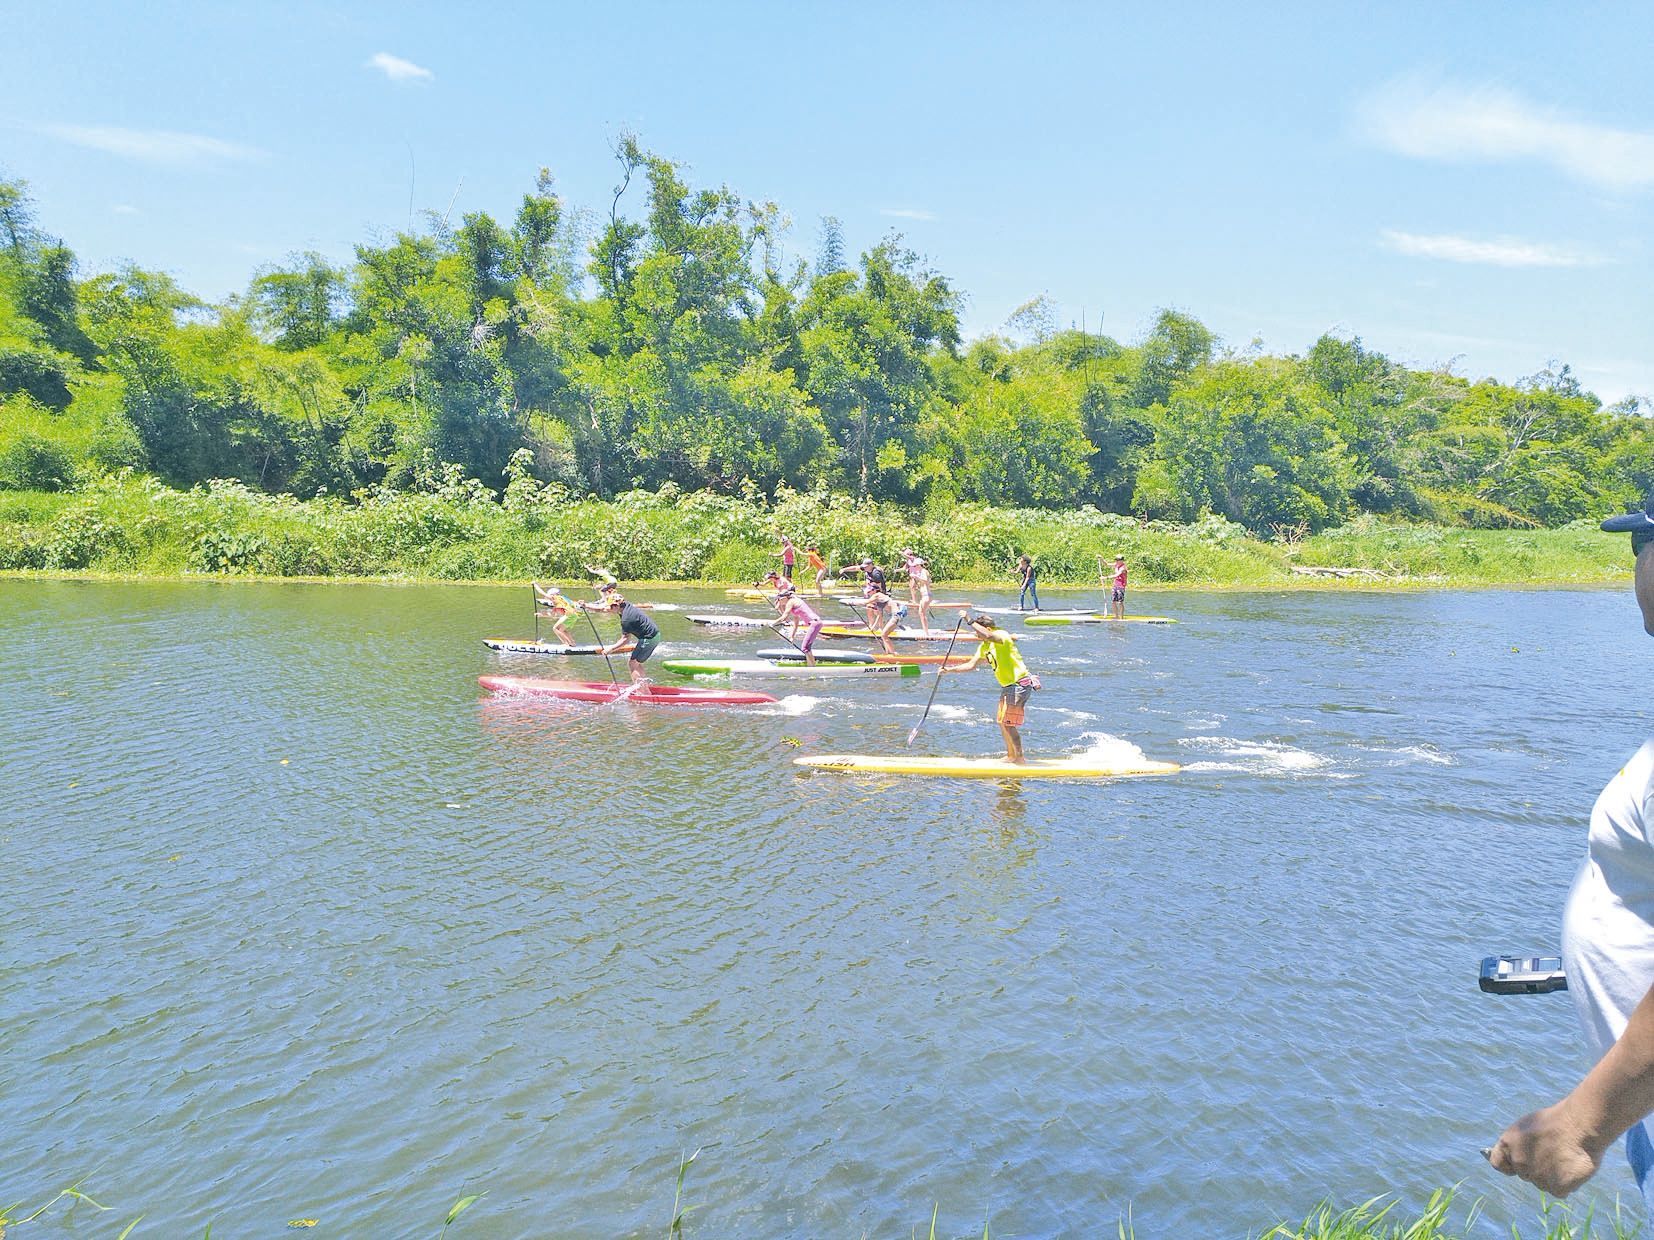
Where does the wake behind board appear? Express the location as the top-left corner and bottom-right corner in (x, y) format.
(662, 658), (920, 679)
(483, 639), (606, 656)
(479, 675), (776, 706)
(1023, 614), (1177, 626)
(795, 753), (1182, 780)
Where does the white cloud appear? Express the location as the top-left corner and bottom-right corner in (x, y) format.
(39, 123), (264, 164)
(1379, 229), (1604, 268)
(1360, 79), (1654, 191)
(878, 207), (937, 222)
(367, 52), (433, 82)
(111, 203), (139, 215)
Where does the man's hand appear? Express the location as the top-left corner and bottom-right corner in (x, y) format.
(1487, 1102), (1604, 1197)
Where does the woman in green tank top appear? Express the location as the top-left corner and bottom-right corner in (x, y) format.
(940, 614), (1040, 763)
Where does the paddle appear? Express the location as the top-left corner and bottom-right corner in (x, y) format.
(768, 618), (806, 655)
(531, 584), (541, 643)
(906, 615), (968, 747)
(583, 602), (620, 685)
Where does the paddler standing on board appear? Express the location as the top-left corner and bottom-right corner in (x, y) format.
(765, 571), (825, 666)
(865, 585), (909, 656)
(531, 581), (586, 645)
(598, 590), (661, 687)
(941, 613), (1040, 764)
(909, 555), (936, 633)
(1105, 554), (1128, 620)
(804, 545), (829, 597)
(583, 563), (619, 604)
(777, 532), (797, 583)
(841, 554), (888, 595)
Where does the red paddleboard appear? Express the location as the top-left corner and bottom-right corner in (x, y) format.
(478, 675), (777, 706)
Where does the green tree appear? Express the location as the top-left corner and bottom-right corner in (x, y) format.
(1137, 357), (1355, 532)
(796, 238), (959, 497)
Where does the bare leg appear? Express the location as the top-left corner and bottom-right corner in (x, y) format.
(553, 619), (574, 644)
(1002, 722), (1026, 764)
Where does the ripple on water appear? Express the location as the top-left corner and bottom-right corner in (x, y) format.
(1175, 734), (1335, 776)
(1, 580), (1645, 1235)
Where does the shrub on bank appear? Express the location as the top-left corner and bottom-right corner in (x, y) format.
(0, 473), (1632, 587)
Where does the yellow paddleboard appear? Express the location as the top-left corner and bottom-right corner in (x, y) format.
(794, 754), (1181, 780)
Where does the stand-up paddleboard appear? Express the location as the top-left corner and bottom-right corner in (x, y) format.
(754, 647), (972, 668)
(483, 639), (607, 656)
(832, 599), (971, 616)
(756, 647), (877, 664)
(479, 675), (776, 706)
(688, 613), (778, 628)
(978, 607), (1097, 618)
(1023, 614), (1177, 626)
(819, 624), (984, 642)
(724, 588), (779, 601)
(662, 658), (920, 679)
(795, 753), (1182, 780)
(873, 652), (975, 667)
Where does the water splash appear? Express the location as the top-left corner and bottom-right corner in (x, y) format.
(1355, 742), (1456, 766)
(755, 695), (823, 717)
(1176, 735), (1333, 775)
(1070, 730), (1154, 765)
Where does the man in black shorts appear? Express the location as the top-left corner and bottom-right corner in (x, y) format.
(600, 591), (661, 686)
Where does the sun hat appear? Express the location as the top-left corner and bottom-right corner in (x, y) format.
(1604, 491), (1654, 555)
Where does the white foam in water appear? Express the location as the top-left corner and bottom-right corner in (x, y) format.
(888, 702), (973, 721)
(1176, 735), (1333, 775)
(1356, 742), (1455, 766)
(751, 695), (823, 717)
(1070, 730), (1153, 765)
(1037, 706), (1100, 723)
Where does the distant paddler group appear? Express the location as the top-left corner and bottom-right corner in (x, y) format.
(480, 544), (1180, 781)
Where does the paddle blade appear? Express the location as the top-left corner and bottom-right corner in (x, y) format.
(905, 723), (921, 747)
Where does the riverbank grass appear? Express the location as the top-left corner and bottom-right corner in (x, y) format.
(0, 476), (1631, 590)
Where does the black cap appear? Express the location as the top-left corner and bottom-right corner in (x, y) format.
(1602, 496), (1654, 536)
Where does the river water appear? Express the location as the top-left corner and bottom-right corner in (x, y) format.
(2, 578), (1647, 1237)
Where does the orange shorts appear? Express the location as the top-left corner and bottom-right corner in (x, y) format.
(997, 681), (1034, 727)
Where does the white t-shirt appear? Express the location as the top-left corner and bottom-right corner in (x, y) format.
(1563, 740), (1654, 1058)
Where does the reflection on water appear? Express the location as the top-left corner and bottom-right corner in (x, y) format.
(0, 579), (1645, 1236)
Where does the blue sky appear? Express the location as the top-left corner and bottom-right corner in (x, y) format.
(4, 1), (1651, 400)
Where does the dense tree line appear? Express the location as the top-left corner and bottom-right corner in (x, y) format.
(1, 144), (1649, 532)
